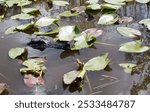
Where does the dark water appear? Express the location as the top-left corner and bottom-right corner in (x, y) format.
(0, 0), (150, 95)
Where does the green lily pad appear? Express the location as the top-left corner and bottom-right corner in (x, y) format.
(83, 53), (110, 71)
(20, 59), (46, 75)
(8, 47), (26, 59)
(139, 19), (150, 30)
(11, 13), (34, 20)
(5, 26), (17, 35)
(34, 27), (60, 36)
(104, 0), (126, 5)
(117, 27), (141, 38)
(63, 70), (86, 85)
(0, 15), (4, 22)
(101, 3), (122, 10)
(16, 23), (34, 31)
(59, 10), (79, 17)
(71, 32), (96, 50)
(119, 40), (150, 53)
(58, 26), (80, 41)
(119, 63), (136, 74)
(86, 4), (101, 10)
(136, 0), (150, 3)
(6, 0), (32, 7)
(98, 13), (119, 25)
(86, 0), (99, 4)
(52, 0), (69, 6)
(35, 17), (58, 27)
(22, 8), (40, 15)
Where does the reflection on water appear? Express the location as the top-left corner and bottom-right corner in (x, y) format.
(0, 0), (150, 95)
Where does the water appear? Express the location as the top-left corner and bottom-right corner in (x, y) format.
(0, 0), (149, 95)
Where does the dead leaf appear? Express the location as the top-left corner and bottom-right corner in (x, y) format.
(0, 83), (7, 94)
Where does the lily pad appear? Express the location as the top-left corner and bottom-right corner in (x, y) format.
(52, 0), (69, 6)
(71, 6), (86, 14)
(71, 32), (96, 50)
(11, 13), (34, 20)
(5, 26), (17, 35)
(83, 53), (110, 71)
(0, 15), (4, 22)
(35, 17), (58, 27)
(101, 3), (122, 10)
(86, 4), (101, 10)
(119, 63), (136, 74)
(22, 8), (40, 15)
(117, 27), (141, 38)
(34, 27), (60, 36)
(16, 23), (34, 31)
(0, 83), (7, 94)
(139, 19), (150, 30)
(104, 0), (126, 5)
(63, 70), (86, 85)
(59, 10), (79, 17)
(98, 13), (119, 25)
(20, 59), (46, 75)
(86, 0), (99, 4)
(83, 28), (103, 37)
(119, 40), (150, 53)
(8, 47), (27, 59)
(136, 0), (150, 3)
(119, 16), (133, 24)
(58, 26), (80, 41)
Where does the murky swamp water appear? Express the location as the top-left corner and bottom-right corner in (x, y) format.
(0, 0), (150, 95)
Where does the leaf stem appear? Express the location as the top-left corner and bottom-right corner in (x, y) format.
(85, 73), (93, 94)
(95, 41), (119, 46)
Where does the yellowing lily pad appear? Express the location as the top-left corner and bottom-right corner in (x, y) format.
(83, 53), (110, 71)
(119, 40), (150, 53)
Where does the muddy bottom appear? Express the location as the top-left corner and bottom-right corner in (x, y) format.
(0, 0), (150, 95)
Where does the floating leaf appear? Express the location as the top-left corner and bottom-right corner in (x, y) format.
(119, 63), (136, 74)
(0, 83), (7, 94)
(58, 26), (80, 41)
(101, 3), (122, 10)
(11, 13), (34, 20)
(22, 8), (39, 15)
(117, 27), (141, 38)
(86, 4), (101, 10)
(20, 59), (46, 75)
(24, 74), (45, 87)
(35, 17), (58, 27)
(136, 0), (150, 3)
(5, 26), (17, 35)
(71, 32), (96, 50)
(0, 15), (4, 22)
(63, 70), (80, 85)
(86, 0), (99, 4)
(16, 23), (34, 31)
(18, 0), (32, 6)
(63, 70), (86, 85)
(98, 13), (119, 25)
(104, 0), (126, 5)
(139, 19), (150, 30)
(6, 0), (32, 7)
(8, 47), (26, 59)
(52, 0), (69, 6)
(34, 27), (60, 36)
(71, 6), (86, 14)
(83, 28), (103, 37)
(119, 40), (150, 53)
(59, 10), (79, 17)
(83, 53), (110, 71)
(119, 16), (133, 24)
